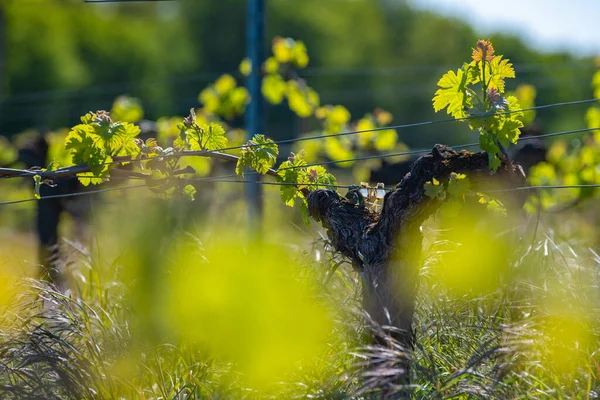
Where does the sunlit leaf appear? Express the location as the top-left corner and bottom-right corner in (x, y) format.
(432, 68), (470, 119)
(236, 134), (279, 176)
(488, 56), (515, 93)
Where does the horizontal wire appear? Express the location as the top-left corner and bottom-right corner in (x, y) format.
(3, 179), (599, 207)
(0, 184), (147, 206)
(186, 178), (600, 194)
(177, 126), (598, 184)
(3, 97), (597, 180)
(272, 126), (600, 172)
(210, 97), (600, 153)
(3, 61), (591, 106)
(187, 177), (363, 191)
(486, 184), (600, 193)
(1, 124), (598, 186)
(185, 180), (600, 194)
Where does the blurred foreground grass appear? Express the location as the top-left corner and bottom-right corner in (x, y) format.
(0, 189), (600, 398)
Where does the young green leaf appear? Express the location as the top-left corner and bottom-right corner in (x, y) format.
(447, 173), (470, 199)
(488, 56), (515, 93)
(183, 184), (197, 201)
(200, 123), (228, 151)
(424, 178), (446, 200)
(235, 134), (279, 176)
(479, 131), (502, 171)
(432, 67), (472, 119)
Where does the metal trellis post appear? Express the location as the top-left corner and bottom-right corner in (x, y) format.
(245, 0), (265, 229)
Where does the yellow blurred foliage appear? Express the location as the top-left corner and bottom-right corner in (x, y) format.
(0, 235), (31, 327)
(535, 284), (597, 377)
(425, 218), (512, 296)
(160, 239), (333, 388)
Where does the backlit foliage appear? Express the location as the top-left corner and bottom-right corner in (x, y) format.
(261, 37), (407, 181)
(433, 39), (524, 171)
(65, 111), (141, 185)
(0, 37), (407, 224)
(526, 61), (600, 211)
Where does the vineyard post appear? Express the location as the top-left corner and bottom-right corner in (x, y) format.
(245, 0), (266, 228)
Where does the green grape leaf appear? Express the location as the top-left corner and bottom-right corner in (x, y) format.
(276, 152), (308, 206)
(466, 61), (480, 84)
(111, 122), (141, 156)
(478, 193), (507, 215)
(424, 178), (445, 200)
(200, 123), (228, 151)
(77, 171), (105, 186)
(286, 82), (319, 118)
(276, 150), (333, 225)
(235, 134), (279, 176)
(447, 172), (470, 198)
(488, 56), (515, 93)
(489, 96), (523, 149)
(280, 184), (299, 207)
(299, 199), (311, 226)
(304, 165), (336, 189)
(183, 184), (197, 201)
(479, 131), (502, 171)
(432, 67), (470, 119)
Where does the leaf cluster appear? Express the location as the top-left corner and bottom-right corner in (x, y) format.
(235, 134), (279, 176)
(199, 74), (250, 121)
(261, 38), (318, 118)
(65, 111), (141, 185)
(302, 106), (406, 181)
(424, 172), (505, 217)
(432, 40), (524, 171)
(526, 63), (600, 211)
(276, 151), (336, 225)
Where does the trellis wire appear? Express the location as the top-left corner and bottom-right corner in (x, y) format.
(1, 180), (599, 207)
(1, 100), (598, 180)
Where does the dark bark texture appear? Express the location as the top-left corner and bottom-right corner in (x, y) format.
(307, 145), (527, 389)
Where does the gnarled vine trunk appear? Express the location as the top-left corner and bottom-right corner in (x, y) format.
(307, 145), (527, 392)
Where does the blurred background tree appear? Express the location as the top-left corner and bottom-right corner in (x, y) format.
(0, 0), (596, 151)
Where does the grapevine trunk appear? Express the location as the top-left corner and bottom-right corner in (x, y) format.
(307, 145), (527, 393)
